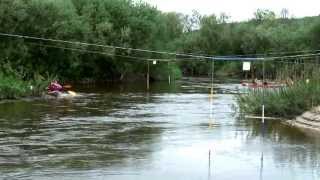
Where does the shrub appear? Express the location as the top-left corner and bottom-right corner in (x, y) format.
(237, 79), (320, 118)
(0, 63), (54, 100)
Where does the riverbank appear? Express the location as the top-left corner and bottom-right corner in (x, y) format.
(0, 72), (52, 100)
(237, 79), (320, 119)
(286, 106), (320, 135)
(0, 75), (183, 101)
(237, 79), (320, 134)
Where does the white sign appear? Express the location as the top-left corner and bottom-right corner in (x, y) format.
(153, 60), (157, 65)
(243, 62), (251, 71)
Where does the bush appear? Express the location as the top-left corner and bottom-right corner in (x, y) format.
(237, 79), (320, 118)
(0, 63), (53, 100)
(0, 73), (30, 99)
(151, 62), (182, 81)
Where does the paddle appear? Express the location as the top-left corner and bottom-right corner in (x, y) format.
(62, 84), (77, 96)
(63, 84), (72, 89)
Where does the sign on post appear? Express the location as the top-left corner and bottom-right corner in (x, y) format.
(243, 62), (251, 71)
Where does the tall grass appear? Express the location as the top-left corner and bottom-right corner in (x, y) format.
(0, 73), (29, 99)
(0, 73), (53, 100)
(0, 62), (53, 100)
(237, 79), (320, 118)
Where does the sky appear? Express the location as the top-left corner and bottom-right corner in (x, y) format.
(144, 0), (320, 22)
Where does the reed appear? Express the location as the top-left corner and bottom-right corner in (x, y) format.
(237, 79), (320, 118)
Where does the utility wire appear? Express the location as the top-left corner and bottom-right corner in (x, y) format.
(27, 42), (210, 62)
(1, 32), (269, 60)
(1, 32), (320, 62)
(2, 32), (255, 61)
(275, 60), (320, 65)
(28, 42), (320, 62)
(217, 49), (320, 58)
(0, 32), (216, 60)
(27, 42), (151, 62)
(266, 53), (320, 60)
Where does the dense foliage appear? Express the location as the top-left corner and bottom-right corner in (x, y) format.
(0, 0), (183, 83)
(0, 0), (320, 99)
(177, 11), (320, 77)
(0, 61), (53, 99)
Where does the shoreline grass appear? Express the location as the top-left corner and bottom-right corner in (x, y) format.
(237, 79), (320, 119)
(0, 72), (52, 100)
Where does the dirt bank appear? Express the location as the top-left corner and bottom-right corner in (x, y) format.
(286, 107), (320, 135)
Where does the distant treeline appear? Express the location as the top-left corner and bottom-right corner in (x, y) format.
(1, 0), (320, 82)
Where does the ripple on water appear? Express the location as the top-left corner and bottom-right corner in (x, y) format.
(0, 80), (320, 180)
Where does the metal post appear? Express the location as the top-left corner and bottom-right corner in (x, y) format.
(208, 149), (212, 180)
(317, 56), (320, 78)
(259, 152), (264, 180)
(209, 91), (213, 128)
(168, 61), (171, 85)
(262, 58), (265, 124)
(147, 61), (150, 90)
(210, 59), (215, 97)
(262, 105), (265, 124)
(260, 57), (266, 180)
(209, 149), (211, 168)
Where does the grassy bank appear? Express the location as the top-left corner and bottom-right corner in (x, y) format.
(0, 62), (182, 100)
(0, 72), (52, 100)
(237, 79), (320, 119)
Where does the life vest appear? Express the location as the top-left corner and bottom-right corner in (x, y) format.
(48, 82), (63, 92)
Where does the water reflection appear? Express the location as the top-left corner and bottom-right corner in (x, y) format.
(234, 110), (320, 179)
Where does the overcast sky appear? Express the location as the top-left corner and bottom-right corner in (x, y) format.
(144, 0), (320, 22)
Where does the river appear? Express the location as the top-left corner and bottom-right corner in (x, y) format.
(0, 78), (319, 180)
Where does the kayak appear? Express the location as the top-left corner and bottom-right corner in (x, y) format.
(43, 91), (78, 100)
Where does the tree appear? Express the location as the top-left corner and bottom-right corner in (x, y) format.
(254, 9), (276, 23)
(280, 8), (289, 19)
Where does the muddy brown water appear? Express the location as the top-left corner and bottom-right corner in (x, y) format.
(0, 78), (319, 180)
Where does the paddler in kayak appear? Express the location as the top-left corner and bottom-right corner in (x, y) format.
(47, 80), (63, 97)
(47, 80), (77, 98)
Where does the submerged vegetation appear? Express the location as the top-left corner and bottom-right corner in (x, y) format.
(0, 0), (320, 100)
